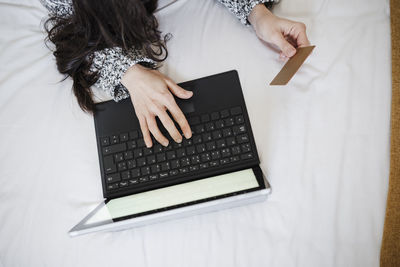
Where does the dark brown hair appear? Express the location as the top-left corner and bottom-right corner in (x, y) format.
(44, 0), (168, 112)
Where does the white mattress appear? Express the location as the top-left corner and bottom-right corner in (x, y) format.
(0, 0), (391, 266)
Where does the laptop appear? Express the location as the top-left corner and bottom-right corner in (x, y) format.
(69, 70), (271, 236)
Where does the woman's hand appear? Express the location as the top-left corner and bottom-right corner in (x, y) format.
(248, 4), (310, 59)
(121, 64), (193, 148)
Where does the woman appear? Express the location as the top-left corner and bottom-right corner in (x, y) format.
(41, 0), (310, 148)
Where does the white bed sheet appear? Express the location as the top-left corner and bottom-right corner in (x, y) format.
(0, 0), (391, 266)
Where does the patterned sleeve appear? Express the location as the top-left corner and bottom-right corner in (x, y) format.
(40, 0), (156, 102)
(90, 48), (156, 102)
(217, 0), (275, 25)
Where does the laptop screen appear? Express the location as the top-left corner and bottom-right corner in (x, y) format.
(77, 168), (262, 228)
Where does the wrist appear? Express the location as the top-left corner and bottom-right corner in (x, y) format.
(248, 3), (275, 31)
(121, 64), (143, 88)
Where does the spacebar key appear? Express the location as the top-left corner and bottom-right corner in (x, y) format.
(102, 143), (126, 155)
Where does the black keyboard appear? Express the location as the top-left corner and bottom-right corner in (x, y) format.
(100, 106), (255, 193)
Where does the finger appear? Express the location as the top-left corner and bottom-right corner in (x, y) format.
(138, 116), (153, 148)
(157, 110), (183, 143)
(146, 115), (169, 147)
(165, 78), (193, 99)
(272, 33), (297, 58)
(165, 100), (192, 139)
(296, 30), (310, 47)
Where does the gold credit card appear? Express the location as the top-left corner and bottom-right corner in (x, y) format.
(270, 45), (315, 86)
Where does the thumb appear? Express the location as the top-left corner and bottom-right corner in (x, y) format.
(273, 34), (296, 58)
(165, 78), (193, 99)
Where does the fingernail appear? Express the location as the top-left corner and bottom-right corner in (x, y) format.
(176, 138), (182, 143)
(163, 140), (169, 147)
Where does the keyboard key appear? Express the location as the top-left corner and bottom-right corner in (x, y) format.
(137, 139), (145, 148)
(127, 140), (137, 149)
(186, 146), (196, 155)
(211, 112), (220, 120)
(191, 155), (201, 164)
(201, 153), (211, 162)
(151, 164), (161, 173)
(226, 137), (236, 146)
(233, 125), (246, 135)
(183, 139), (193, 146)
(149, 174), (158, 180)
(176, 148), (186, 158)
(220, 158), (230, 165)
(103, 155), (116, 174)
(141, 166), (151, 175)
(240, 153), (253, 160)
(102, 143), (126, 155)
(137, 157), (146, 167)
(107, 183), (119, 190)
(201, 114), (210, 122)
(124, 151), (133, 160)
(139, 176), (149, 182)
(200, 163), (209, 169)
(133, 148), (143, 158)
(159, 172), (169, 178)
(212, 130), (222, 139)
(156, 153), (166, 162)
(143, 147), (153, 156)
(111, 135), (119, 144)
(220, 109), (230, 118)
(230, 106), (242, 115)
(117, 162), (127, 171)
(222, 128), (232, 137)
(169, 169), (179, 176)
(206, 141), (216, 151)
(129, 179), (139, 185)
(202, 132), (212, 141)
(196, 144), (206, 153)
(154, 144), (163, 153)
(147, 155), (156, 164)
(161, 162), (170, 171)
(121, 171), (131, 180)
(105, 173), (120, 183)
(179, 167), (189, 174)
(211, 151), (220, 160)
(120, 133), (129, 142)
(101, 137), (109, 146)
(170, 159), (180, 169)
(210, 160), (219, 167)
(237, 134), (249, 144)
(241, 143), (251, 152)
(131, 169), (140, 178)
(129, 130), (139, 140)
(195, 125), (205, 134)
(181, 157), (190, 167)
(230, 156), (240, 162)
(166, 151), (176, 160)
(225, 117), (234, 127)
(221, 148), (231, 157)
(231, 146), (241, 155)
(193, 135), (202, 144)
(235, 115), (244, 124)
(205, 122), (215, 131)
(114, 153), (124, 162)
(216, 139), (226, 148)
(127, 160), (136, 169)
(188, 116), (200, 125)
(215, 120), (225, 129)
(189, 165), (199, 171)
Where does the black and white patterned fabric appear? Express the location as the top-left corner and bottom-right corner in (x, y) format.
(40, 0), (276, 101)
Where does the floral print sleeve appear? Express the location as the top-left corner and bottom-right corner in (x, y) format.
(40, 0), (156, 101)
(217, 0), (276, 25)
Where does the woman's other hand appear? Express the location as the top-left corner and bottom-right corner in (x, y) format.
(248, 4), (310, 59)
(121, 64), (193, 148)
